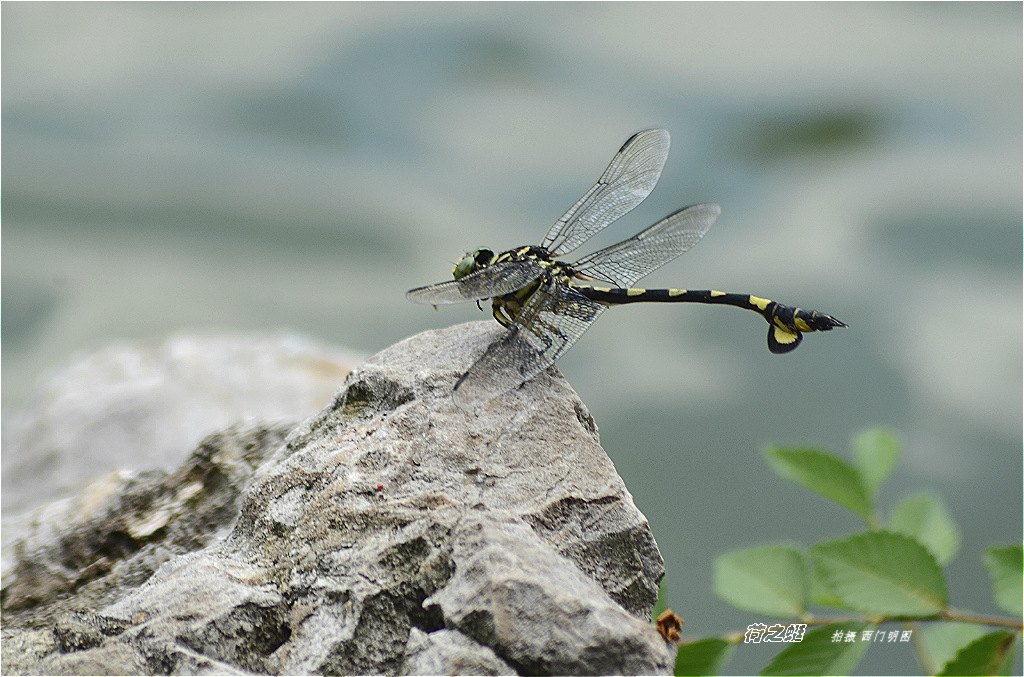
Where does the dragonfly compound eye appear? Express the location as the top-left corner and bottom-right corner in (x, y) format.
(452, 249), (495, 280)
(452, 253), (477, 280)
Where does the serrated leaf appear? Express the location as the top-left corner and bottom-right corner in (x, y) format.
(809, 531), (947, 615)
(920, 622), (988, 674)
(853, 428), (900, 496)
(761, 621), (869, 676)
(889, 493), (962, 565)
(714, 545), (808, 617)
(675, 637), (733, 676)
(983, 545), (1023, 616)
(763, 446), (873, 522)
(937, 630), (1018, 676)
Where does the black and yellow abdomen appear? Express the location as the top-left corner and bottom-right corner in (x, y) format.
(576, 286), (847, 354)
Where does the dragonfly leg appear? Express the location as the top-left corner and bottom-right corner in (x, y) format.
(491, 300), (516, 328)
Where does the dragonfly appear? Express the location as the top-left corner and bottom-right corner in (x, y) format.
(407, 129), (846, 408)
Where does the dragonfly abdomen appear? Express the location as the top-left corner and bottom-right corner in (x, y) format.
(578, 285), (764, 307)
(576, 285), (846, 354)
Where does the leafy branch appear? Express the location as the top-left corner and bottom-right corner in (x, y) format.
(663, 428), (1023, 676)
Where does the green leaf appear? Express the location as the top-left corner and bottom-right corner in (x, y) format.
(852, 428), (900, 496)
(761, 621), (869, 676)
(714, 545), (808, 617)
(983, 545), (1023, 616)
(919, 622), (989, 674)
(674, 637), (734, 676)
(889, 493), (962, 566)
(937, 630), (1018, 676)
(763, 446), (873, 523)
(808, 561), (848, 609)
(808, 531), (947, 615)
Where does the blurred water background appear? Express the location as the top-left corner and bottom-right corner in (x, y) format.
(2, 4), (1020, 674)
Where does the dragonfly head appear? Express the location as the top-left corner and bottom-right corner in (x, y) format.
(452, 249), (495, 280)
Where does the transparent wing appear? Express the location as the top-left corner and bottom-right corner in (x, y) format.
(572, 203), (720, 288)
(541, 129), (671, 257)
(406, 259), (546, 305)
(452, 277), (607, 408)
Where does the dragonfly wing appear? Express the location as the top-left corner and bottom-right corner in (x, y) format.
(406, 260), (546, 304)
(453, 277), (607, 408)
(541, 129), (671, 257)
(572, 203), (720, 288)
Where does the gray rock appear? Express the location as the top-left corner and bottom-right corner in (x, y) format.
(2, 332), (359, 514)
(2, 424), (292, 624)
(2, 322), (671, 675)
(401, 628), (515, 676)
(425, 514), (670, 675)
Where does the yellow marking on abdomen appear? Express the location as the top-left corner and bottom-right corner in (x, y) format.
(748, 295), (771, 310)
(627, 288), (645, 297)
(794, 318), (812, 332)
(710, 290), (725, 297)
(773, 326), (798, 344)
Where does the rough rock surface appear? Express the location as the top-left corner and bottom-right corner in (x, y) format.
(2, 331), (358, 514)
(1, 425), (291, 619)
(2, 321), (671, 675)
